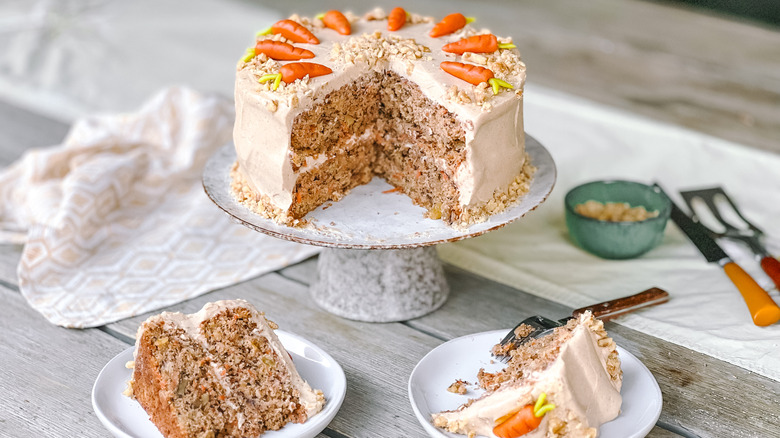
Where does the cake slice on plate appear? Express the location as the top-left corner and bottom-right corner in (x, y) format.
(433, 312), (622, 437)
(127, 299), (325, 437)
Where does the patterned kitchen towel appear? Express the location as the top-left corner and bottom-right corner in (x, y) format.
(0, 87), (319, 328)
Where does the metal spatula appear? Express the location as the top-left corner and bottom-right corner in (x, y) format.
(679, 187), (780, 290)
(493, 287), (669, 362)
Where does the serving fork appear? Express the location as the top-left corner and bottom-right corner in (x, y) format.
(493, 287), (669, 362)
(680, 187), (780, 290)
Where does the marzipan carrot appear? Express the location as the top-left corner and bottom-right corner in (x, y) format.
(387, 7), (407, 31)
(259, 62), (333, 90)
(442, 34), (516, 54)
(262, 19), (320, 44)
(429, 13), (475, 38)
(440, 61), (514, 95)
(319, 10), (351, 35)
(441, 61), (492, 85)
(254, 40), (315, 60)
(492, 406), (541, 438)
(493, 393), (556, 438)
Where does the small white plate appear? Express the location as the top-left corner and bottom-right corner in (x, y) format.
(92, 331), (346, 438)
(409, 330), (662, 438)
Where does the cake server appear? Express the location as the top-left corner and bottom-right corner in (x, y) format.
(657, 184), (780, 327)
(493, 287), (669, 362)
(679, 186), (780, 290)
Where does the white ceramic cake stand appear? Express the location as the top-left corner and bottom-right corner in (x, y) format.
(203, 135), (556, 322)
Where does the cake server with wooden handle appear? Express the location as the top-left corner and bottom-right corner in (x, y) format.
(493, 287), (669, 362)
(656, 184), (780, 327)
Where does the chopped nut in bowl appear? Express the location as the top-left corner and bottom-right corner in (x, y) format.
(564, 180), (671, 259)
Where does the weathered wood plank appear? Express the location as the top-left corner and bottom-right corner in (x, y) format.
(647, 426), (684, 438)
(0, 286), (130, 437)
(0, 244), (22, 288)
(0, 100), (69, 165)
(106, 272), (443, 438)
(277, 257), (319, 285)
(0, 102), (69, 289)
(608, 324), (780, 438)
(499, 0), (780, 155)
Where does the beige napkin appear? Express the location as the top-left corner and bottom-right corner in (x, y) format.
(0, 87), (319, 328)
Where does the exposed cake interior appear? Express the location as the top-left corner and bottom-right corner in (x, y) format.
(128, 300), (324, 438)
(433, 312), (622, 438)
(278, 70), (468, 223)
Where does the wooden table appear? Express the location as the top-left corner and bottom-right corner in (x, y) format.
(2, 1), (779, 437)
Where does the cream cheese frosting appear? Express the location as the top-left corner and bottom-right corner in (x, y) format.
(233, 8), (527, 221)
(432, 313), (622, 437)
(133, 299), (325, 417)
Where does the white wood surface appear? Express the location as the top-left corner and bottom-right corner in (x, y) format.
(0, 286), (127, 437)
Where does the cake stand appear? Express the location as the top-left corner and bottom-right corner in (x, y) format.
(203, 135), (556, 322)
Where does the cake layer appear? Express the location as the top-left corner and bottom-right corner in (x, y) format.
(198, 305), (309, 434)
(133, 322), (231, 437)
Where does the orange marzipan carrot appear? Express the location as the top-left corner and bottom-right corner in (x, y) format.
(443, 34), (498, 54)
(387, 7), (407, 31)
(440, 61), (493, 85)
(492, 405), (542, 438)
(271, 19), (320, 44)
(430, 13), (468, 37)
(280, 62), (333, 83)
(254, 40), (314, 60)
(322, 10), (351, 35)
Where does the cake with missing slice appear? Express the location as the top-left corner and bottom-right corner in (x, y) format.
(232, 8), (533, 227)
(127, 299), (324, 437)
(432, 312), (622, 437)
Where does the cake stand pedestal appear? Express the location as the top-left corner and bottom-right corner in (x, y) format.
(203, 135), (556, 322)
(313, 247), (448, 322)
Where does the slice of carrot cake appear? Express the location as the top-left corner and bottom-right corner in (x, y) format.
(433, 312), (622, 437)
(126, 299), (324, 437)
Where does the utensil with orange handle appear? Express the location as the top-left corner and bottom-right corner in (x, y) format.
(721, 261), (780, 326)
(657, 184), (780, 327)
(680, 187), (780, 291)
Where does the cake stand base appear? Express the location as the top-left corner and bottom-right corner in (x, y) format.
(311, 247), (449, 322)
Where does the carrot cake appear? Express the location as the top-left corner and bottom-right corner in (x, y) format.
(232, 8), (533, 227)
(126, 299), (325, 437)
(433, 312), (622, 437)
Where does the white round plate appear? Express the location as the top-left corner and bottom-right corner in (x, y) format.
(92, 331), (346, 438)
(203, 134), (556, 249)
(409, 330), (662, 438)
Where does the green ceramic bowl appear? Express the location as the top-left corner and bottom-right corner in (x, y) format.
(564, 180), (671, 259)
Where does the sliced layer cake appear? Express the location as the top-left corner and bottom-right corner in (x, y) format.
(232, 8), (533, 227)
